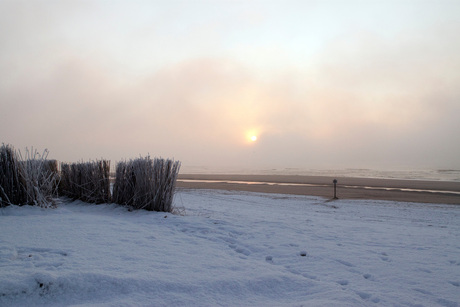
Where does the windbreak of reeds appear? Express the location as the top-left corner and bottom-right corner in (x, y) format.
(2, 144), (181, 211)
(0, 145), (60, 208)
(59, 160), (111, 204)
(113, 157), (180, 212)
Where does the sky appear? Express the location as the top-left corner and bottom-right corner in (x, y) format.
(1, 0), (459, 172)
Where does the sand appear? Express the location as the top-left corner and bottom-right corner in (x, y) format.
(177, 174), (460, 204)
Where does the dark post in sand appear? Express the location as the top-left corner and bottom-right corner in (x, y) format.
(333, 179), (338, 199)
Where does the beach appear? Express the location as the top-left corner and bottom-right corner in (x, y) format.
(177, 174), (460, 204)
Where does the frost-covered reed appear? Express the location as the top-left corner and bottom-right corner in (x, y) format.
(59, 160), (111, 204)
(113, 157), (180, 212)
(0, 145), (59, 208)
(0, 144), (26, 207)
(2, 144), (180, 211)
(18, 148), (60, 208)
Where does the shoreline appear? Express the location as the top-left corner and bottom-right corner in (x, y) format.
(177, 174), (460, 204)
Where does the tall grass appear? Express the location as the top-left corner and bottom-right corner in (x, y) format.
(113, 157), (180, 212)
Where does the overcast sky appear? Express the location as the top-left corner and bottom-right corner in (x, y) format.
(1, 0), (459, 172)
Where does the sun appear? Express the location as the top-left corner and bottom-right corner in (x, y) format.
(245, 129), (260, 144)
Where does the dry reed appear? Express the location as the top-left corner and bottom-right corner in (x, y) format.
(59, 160), (111, 204)
(112, 156), (180, 212)
(2, 144), (179, 211)
(0, 144), (27, 207)
(0, 145), (59, 208)
(18, 148), (60, 208)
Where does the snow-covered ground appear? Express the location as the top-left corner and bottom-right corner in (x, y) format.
(1, 189), (459, 306)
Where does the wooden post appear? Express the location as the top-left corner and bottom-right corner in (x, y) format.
(333, 179), (338, 199)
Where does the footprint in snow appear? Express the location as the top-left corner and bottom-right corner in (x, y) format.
(337, 280), (349, 286)
(355, 291), (379, 303)
(380, 252), (390, 262)
(12, 247), (69, 270)
(363, 273), (374, 281)
(301, 273), (317, 280)
(228, 244), (251, 256)
(235, 247), (250, 256)
(413, 288), (433, 296)
(356, 291), (371, 300)
(336, 259), (354, 267)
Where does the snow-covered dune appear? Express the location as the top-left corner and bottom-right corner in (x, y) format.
(1, 189), (459, 306)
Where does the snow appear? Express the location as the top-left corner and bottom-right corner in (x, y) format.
(1, 189), (459, 306)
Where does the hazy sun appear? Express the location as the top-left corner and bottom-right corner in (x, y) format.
(245, 129), (260, 144)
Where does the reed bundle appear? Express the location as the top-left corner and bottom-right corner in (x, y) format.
(2, 144), (180, 211)
(113, 157), (180, 212)
(0, 144), (26, 207)
(0, 145), (59, 208)
(59, 160), (111, 204)
(19, 148), (60, 207)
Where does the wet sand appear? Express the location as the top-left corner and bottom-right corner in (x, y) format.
(177, 174), (460, 204)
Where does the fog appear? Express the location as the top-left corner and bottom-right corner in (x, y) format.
(1, 1), (459, 172)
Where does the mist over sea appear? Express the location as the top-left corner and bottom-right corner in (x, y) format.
(180, 166), (460, 182)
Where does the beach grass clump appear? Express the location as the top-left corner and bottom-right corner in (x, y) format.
(59, 160), (111, 204)
(113, 156), (180, 212)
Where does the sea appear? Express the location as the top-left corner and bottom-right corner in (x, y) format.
(180, 166), (460, 182)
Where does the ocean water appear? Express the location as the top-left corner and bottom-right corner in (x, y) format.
(180, 166), (460, 182)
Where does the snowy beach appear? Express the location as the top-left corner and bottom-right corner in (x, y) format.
(1, 189), (459, 306)
(3, 1), (460, 305)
